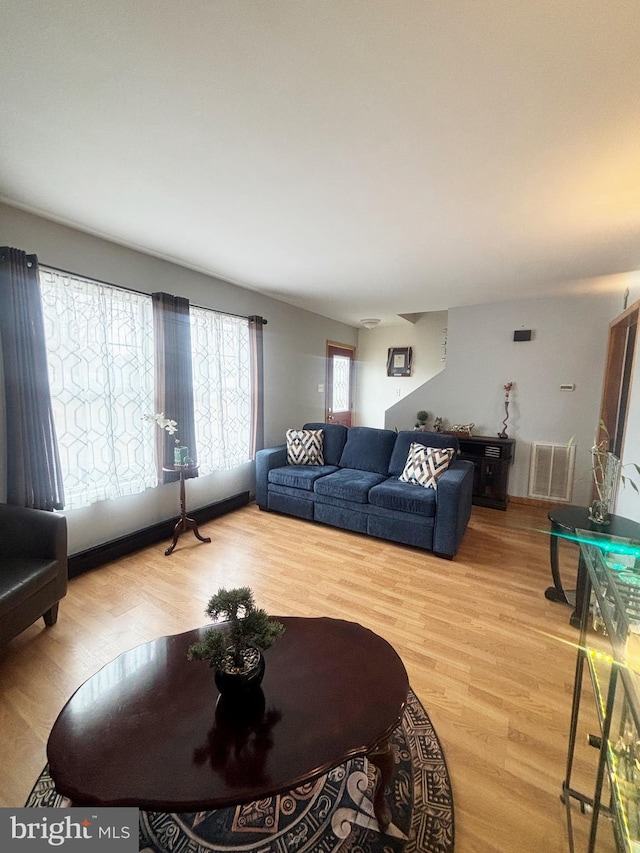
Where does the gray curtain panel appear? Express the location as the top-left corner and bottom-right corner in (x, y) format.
(152, 292), (197, 484)
(0, 247), (65, 510)
(248, 315), (266, 458)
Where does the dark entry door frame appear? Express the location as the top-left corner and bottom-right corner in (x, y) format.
(325, 341), (356, 427)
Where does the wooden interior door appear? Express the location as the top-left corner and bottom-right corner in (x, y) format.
(597, 301), (639, 456)
(326, 342), (355, 426)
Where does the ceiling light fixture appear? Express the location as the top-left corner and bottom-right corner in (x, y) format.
(360, 318), (381, 330)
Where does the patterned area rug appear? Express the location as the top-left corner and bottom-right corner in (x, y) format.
(26, 689), (453, 853)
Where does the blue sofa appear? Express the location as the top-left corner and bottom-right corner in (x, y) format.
(255, 423), (474, 559)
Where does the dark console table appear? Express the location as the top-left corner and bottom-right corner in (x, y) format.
(455, 435), (516, 510)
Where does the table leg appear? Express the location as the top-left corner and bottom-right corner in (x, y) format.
(368, 738), (394, 831)
(165, 471), (212, 555)
(165, 516), (212, 555)
(544, 523), (576, 607)
(570, 552), (588, 629)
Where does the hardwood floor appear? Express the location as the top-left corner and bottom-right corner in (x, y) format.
(0, 501), (615, 852)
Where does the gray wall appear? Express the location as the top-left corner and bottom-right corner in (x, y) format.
(0, 203), (357, 553)
(355, 312), (447, 428)
(385, 293), (625, 508)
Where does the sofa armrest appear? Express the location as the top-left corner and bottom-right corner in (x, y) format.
(0, 504), (67, 563)
(255, 445), (287, 508)
(432, 460), (474, 558)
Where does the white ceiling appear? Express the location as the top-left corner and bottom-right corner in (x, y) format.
(1, 1), (639, 326)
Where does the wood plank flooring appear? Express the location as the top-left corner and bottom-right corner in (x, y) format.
(0, 501), (616, 852)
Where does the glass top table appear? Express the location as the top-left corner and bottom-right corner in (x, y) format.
(562, 529), (640, 853)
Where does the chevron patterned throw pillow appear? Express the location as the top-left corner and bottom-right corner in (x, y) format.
(286, 429), (325, 466)
(399, 443), (455, 488)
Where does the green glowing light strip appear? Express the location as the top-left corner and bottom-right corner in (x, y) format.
(543, 527), (640, 559)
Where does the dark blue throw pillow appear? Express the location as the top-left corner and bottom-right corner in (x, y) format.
(338, 427), (397, 475)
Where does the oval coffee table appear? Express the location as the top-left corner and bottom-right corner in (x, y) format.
(47, 617), (409, 831)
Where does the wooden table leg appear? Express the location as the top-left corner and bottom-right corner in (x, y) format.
(368, 738), (394, 831)
(164, 469), (212, 555)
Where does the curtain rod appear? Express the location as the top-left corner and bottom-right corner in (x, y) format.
(41, 263), (267, 324)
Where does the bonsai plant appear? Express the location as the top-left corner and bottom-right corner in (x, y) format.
(187, 587), (284, 694)
(415, 410), (429, 430)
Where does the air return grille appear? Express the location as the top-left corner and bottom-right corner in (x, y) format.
(528, 442), (575, 502)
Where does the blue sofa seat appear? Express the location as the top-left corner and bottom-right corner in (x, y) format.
(269, 465), (339, 491)
(255, 423), (474, 558)
(368, 477), (437, 516)
(314, 468), (388, 503)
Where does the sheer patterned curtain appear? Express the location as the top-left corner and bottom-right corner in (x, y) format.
(39, 267), (156, 509)
(152, 293), (197, 484)
(190, 307), (252, 474)
(0, 248), (65, 509)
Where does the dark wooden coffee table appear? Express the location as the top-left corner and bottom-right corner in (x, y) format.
(47, 617), (409, 831)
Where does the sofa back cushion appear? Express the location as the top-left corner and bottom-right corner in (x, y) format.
(303, 422), (348, 467)
(338, 426), (398, 475)
(389, 430), (459, 477)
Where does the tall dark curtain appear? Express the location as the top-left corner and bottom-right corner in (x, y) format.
(248, 316), (266, 457)
(0, 247), (65, 509)
(152, 292), (197, 484)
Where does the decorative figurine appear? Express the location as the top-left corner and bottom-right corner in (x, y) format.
(498, 381), (514, 439)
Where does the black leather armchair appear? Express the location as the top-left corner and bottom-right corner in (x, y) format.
(0, 503), (68, 645)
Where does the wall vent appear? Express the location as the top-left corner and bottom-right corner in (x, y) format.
(528, 442), (576, 502)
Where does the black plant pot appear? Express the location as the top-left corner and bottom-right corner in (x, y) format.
(214, 649), (265, 696)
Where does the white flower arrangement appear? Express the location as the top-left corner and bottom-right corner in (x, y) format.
(143, 412), (180, 442)
(144, 412), (191, 466)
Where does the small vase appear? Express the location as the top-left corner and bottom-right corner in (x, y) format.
(174, 445), (189, 466)
(589, 450), (620, 526)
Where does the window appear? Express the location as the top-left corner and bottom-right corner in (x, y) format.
(40, 268), (156, 509)
(39, 268), (255, 509)
(190, 306), (252, 474)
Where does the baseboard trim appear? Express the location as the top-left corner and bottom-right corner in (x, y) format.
(508, 495), (562, 508)
(68, 491), (250, 578)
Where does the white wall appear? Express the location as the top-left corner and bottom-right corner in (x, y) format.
(380, 292), (627, 506)
(355, 312), (447, 427)
(0, 203), (357, 553)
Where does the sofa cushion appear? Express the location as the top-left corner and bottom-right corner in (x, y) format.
(268, 465), (338, 491)
(398, 443), (455, 488)
(338, 427), (397, 475)
(303, 422), (348, 466)
(314, 468), (388, 503)
(286, 429), (324, 465)
(368, 478), (437, 517)
(389, 430), (459, 476)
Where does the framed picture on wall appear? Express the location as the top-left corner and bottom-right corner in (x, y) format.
(387, 347), (412, 377)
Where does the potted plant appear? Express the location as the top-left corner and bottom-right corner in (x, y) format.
(415, 410), (429, 430)
(187, 587), (285, 695)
